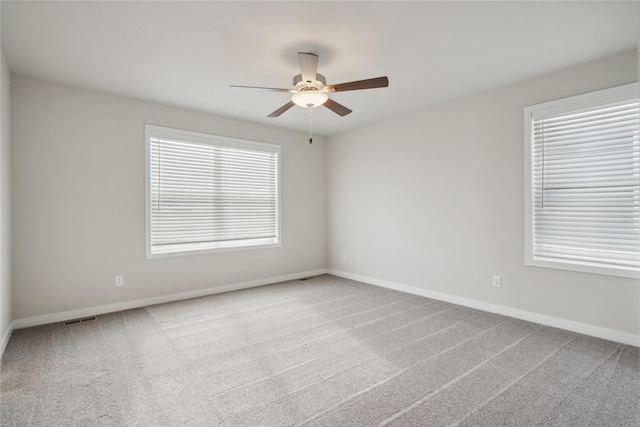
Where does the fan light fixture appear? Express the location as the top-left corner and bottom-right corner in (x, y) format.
(292, 91), (328, 108)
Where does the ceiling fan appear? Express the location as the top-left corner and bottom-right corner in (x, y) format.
(230, 52), (389, 119)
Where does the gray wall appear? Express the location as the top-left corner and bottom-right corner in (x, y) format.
(327, 50), (639, 336)
(0, 49), (12, 350)
(11, 76), (327, 320)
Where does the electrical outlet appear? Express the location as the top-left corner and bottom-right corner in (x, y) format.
(342, 253), (347, 261)
(492, 275), (502, 288)
(115, 275), (124, 287)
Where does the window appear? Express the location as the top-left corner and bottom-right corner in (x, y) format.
(524, 83), (639, 279)
(145, 125), (280, 258)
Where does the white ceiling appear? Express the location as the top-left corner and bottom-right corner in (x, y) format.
(2, 1), (638, 136)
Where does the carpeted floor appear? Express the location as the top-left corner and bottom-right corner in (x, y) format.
(1, 274), (638, 426)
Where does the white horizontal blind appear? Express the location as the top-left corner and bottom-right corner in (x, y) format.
(147, 128), (279, 256)
(531, 95), (640, 272)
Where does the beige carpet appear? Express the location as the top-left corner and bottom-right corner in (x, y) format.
(1, 274), (639, 426)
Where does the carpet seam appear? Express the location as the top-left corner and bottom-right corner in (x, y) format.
(295, 317), (513, 426)
(446, 332), (579, 427)
(375, 324), (546, 427)
(534, 343), (625, 425)
(156, 284), (385, 331)
(172, 294), (416, 353)
(229, 320), (464, 421)
(147, 280), (372, 322)
(235, 308), (498, 415)
(215, 306), (484, 407)
(210, 306), (455, 398)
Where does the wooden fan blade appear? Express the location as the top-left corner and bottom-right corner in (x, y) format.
(268, 101), (296, 118)
(298, 52), (318, 83)
(325, 76), (389, 92)
(324, 98), (352, 117)
(230, 85), (295, 93)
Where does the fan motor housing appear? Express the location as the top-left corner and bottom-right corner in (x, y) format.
(293, 73), (326, 92)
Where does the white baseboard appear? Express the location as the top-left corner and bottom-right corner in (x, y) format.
(1, 321), (14, 358)
(11, 268), (329, 331)
(8, 267), (637, 352)
(328, 269), (640, 347)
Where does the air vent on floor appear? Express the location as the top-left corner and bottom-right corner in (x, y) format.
(64, 316), (96, 325)
(298, 276), (316, 281)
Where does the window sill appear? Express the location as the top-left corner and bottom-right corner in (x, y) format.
(146, 238), (280, 259)
(525, 257), (640, 279)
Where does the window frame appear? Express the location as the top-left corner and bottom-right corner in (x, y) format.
(145, 125), (281, 259)
(524, 82), (640, 279)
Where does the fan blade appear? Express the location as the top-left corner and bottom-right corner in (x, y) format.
(298, 52), (318, 83)
(268, 101), (296, 118)
(230, 85), (295, 93)
(324, 98), (352, 117)
(325, 76), (389, 92)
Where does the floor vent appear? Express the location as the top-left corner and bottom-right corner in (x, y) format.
(298, 276), (315, 281)
(64, 316), (97, 325)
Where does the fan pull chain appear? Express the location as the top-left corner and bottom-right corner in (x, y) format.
(308, 105), (313, 144)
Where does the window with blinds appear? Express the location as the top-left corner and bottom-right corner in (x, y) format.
(524, 83), (639, 278)
(145, 126), (280, 258)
